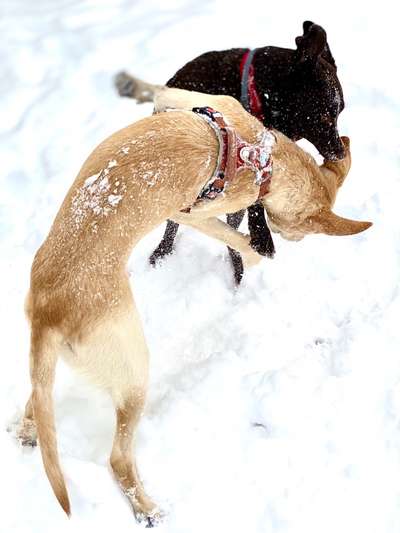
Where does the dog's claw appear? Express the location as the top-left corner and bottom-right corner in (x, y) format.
(135, 509), (163, 528)
(145, 516), (156, 528)
(19, 436), (37, 447)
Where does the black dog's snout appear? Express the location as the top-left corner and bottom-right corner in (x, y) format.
(326, 139), (346, 161)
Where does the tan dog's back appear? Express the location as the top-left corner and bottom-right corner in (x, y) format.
(31, 111), (218, 332)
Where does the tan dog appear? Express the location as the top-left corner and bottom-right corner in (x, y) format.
(17, 88), (371, 525)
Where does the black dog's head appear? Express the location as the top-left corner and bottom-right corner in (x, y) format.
(267, 21), (345, 160)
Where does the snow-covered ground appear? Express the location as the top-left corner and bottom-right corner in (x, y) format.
(1, 1), (399, 532)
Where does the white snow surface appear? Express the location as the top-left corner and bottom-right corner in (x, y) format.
(1, 1), (399, 532)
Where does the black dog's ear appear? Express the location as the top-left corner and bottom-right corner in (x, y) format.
(295, 22), (327, 64)
(302, 20), (314, 34)
(321, 41), (336, 68)
(296, 21), (336, 68)
(294, 20), (314, 48)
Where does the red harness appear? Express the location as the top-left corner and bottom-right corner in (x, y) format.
(239, 49), (265, 123)
(189, 106), (274, 208)
(180, 53), (272, 212)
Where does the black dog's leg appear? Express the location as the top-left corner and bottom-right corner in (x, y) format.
(226, 210), (246, 285)
(149, 220), (179, 266)
(247, 203), (275, 258)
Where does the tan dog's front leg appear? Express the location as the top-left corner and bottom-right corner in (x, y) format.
(171, 214), (262, 268)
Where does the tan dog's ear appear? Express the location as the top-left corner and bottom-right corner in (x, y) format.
(309, 209), (372, 236)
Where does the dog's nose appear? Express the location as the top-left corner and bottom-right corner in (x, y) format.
(322, 139), (346, 161)
(328, 145), (346, 161)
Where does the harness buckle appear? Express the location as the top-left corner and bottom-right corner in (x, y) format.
(184, 106), (274, 211)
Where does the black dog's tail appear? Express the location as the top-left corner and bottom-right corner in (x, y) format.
(114, 71), (163, 103)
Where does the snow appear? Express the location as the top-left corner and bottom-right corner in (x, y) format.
(1, 1), (399, 532)
(84, 172), (101, 187)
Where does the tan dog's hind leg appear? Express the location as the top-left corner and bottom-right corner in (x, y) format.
(18, 290), (38, 446)
(66, 302), (160, 524)
(107, 314), (160, 524)
(110, 397), (160, 526)
(105, 311), (160, 525)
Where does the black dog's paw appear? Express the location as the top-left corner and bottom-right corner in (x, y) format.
(149, 221), (179, 266)
(149, 243), (174, 266)
(228, 247), (244, 285)
(114, 71), (136, 98)
(250, 233), (275, 259)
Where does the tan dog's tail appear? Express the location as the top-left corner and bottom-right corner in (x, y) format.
(31, 326), (71, 516)
(114, 71), (163, 103)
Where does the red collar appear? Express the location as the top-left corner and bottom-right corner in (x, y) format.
(239, 49), (265, 123)
(185, 107), (274, 210)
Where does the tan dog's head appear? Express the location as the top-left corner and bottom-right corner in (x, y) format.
(263, 136), (372, 241)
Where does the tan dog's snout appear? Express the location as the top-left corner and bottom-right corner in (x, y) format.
(263, 134), (372, 240)
(317, 135), (372, 236)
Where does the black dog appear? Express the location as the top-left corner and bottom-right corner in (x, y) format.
(116, 21), (345, 284)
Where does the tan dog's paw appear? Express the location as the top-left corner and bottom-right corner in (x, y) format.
(135, 507), (164, 528)
(124, 486), (163, 528)
(7, 415), (38, 447)
(242, 236), (264, 268)
(17, 417), (37, 447)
